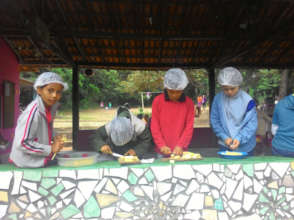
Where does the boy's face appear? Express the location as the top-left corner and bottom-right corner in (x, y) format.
(167, 89), (183, 102)
(37, 83), (63, 107)
(222, 86), (239, 97)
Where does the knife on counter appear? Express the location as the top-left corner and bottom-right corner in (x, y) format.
(112, 152), (124, 158)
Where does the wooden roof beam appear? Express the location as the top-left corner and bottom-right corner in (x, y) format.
(27, 36), (45, 60)
(66, 32), (224, 41)
(273, 1), (294, 29)
(216, 29), (292, 66)
(273, 43), (293, 63)
(216, 2), (294, 66)
(224, 62), (294, 69)
(3, 28), (294, 41)
(3, 37), (24, 63)
(20, 60), (294, 69)
(4, 4), (74, 67)
(77, 62), (211, 69)
(50, 37), (74, 65)
(55, 0), (86, 63)
(158, 0), (169, 63)
(73, 38), (87, 63)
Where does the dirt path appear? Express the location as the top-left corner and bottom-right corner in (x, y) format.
(194, 107), (210, 127)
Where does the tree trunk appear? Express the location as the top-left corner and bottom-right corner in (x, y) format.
(279, 69), (289, 100)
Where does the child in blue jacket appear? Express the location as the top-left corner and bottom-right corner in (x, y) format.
(210, 67), (258, 155)
(271, 94), (294, 156)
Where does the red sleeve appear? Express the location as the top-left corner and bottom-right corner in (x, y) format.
(150, 96), (167, 149)
(177, 99), (195, 150)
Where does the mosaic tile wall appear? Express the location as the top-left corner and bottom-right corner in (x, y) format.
(0, 162), (294, 220)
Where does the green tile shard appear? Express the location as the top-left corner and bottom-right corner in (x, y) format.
(128, 172), (138, 185)
(283, 205), (289, 210)
(263, 187), (269, 193)
(41, 178), (56, 189)
(83, 196), (101, 218)
(259, 193), (269, 203)
(61, 204), (80, 219)
(8, 214), (17, 220)
(51, 183), (64, 196)
(23, 170), (41, 182)
(259, 207), (269, 215)
(271, 189), (277, 200)
(48, 196), (57, 205)
(243, 164), (254, 177)
(214, 199), (223, 210)
(269, 212), (275, 220)
(278, 186), (285, 194)
(123, 190), (137, 202)
(277, 197), (286, 205)
(145, 169), (154, 182)
(38, 187), (49, 196)
(43, 169), (58, 178)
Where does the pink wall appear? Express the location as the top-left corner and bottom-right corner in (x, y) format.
(0, 38), (20, 144)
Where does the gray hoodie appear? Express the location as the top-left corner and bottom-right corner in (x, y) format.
(91, 106), (152, 158)
(9, 96), (58, 168)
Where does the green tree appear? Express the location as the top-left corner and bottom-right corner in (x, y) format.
(119, 70), (164, 94)
(240, 69), (280, 104)
(186, 69), (209, 99)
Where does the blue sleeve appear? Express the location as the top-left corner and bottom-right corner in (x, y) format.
(210, 95), (229, 141)
(235, 107), (258, 144)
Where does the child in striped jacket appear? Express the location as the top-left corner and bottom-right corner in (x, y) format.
(9, 72), (67, 168)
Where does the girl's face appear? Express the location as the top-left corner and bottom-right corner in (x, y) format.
(222, 86), (239, 97)
(167, 89), (183, 102)
(37, 83), (63, 107)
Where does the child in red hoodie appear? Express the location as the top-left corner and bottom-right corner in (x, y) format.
(151, 68), (195, 157)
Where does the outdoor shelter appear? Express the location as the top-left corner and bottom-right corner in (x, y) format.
(1, 0), (294, 149)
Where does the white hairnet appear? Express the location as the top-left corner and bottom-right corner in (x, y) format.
(34, 72), (68, 91)
(110, 117), (134, 146)
(164, 68), (189, 90)
(217, 67), (243, 86)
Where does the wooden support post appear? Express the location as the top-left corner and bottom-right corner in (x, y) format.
(72, 64), (79, 150)
(208, 68), (215, 113)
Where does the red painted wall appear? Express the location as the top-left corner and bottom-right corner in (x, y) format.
(0, 38), (20, 146)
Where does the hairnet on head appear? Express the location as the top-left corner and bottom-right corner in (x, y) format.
(34, 72), (68, 91)
(164, 68), (189, 90)
(110, 117), (134, 146)
(217, 67), (243, 87)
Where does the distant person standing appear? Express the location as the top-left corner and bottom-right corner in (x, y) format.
(202, 95), (207, 110)
(196, 95), (203, 116)
(108, 102), (112, 109)
(100, 101), (104, 108)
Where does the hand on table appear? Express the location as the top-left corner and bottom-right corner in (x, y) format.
(124, 149), (136, 156)
(173, 146), (183, 156)
(225, 138), (233, 147)
(100, 145), (112, 154)
(230, 139), (240, 150)
(160, 146), (172, 155)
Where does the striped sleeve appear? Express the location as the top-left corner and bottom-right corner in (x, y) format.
(20, 104), (51, 156)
